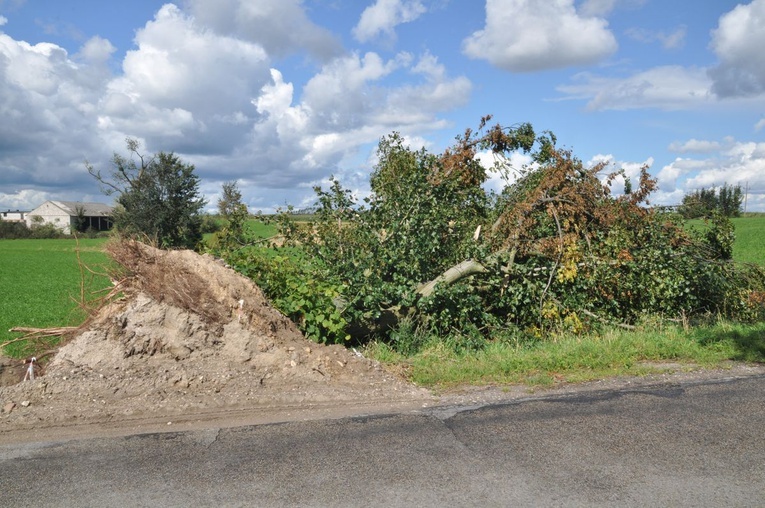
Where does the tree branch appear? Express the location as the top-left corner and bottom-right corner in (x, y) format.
(416, 259), (487, 297)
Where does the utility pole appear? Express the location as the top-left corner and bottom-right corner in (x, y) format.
(743, 181), (749, 214)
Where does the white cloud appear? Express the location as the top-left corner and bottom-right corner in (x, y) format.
(668, 139), (722, 153)
(247, 50), (470, 188)
(0, 1), (476, 212)
(183, 0), (341, 61)
(462, 0), (617, 72)
(756, 118), (765, 131)
(653, 141), (765, 209)
(0, 15), (7, 26)
(353, 0), (426, 43)
(585, 153), (654, 196)
(558, 1), (765, 110)
(709, 0), (765, 98)
(0, 32), (110, 200)
(557, 65), (714, 110)
(480, 151), (534, 194)
(76, 36), (116, 63)
(100, 4), (271, 153)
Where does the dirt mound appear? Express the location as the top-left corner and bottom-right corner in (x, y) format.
(0, 241), (428, 431)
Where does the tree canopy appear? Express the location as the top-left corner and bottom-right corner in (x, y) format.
(87, 139), (206, 249)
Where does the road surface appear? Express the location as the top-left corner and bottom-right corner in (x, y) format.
(2, 374), (764, 507)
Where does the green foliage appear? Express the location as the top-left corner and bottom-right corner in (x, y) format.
(200, 214), (222, 235)
(0, 220), (32, 239)
(88, 139), (206, 250)
(223, 247), (349, 343)
(218, 180), (244, 217)
(216, 117), (765, 352)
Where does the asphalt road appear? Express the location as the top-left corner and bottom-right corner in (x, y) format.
(1, 375), (764, 507)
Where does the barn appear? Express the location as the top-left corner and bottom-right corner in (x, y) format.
(26, 201), (114, 234)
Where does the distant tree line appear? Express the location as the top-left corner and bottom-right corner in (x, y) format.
(679, 184), (743, 219)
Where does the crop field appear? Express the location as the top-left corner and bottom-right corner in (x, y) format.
(0, 238), (112, 354)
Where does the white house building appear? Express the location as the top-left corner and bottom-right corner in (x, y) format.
(26, 201), (114, 234)
(1, 209), (28, 222)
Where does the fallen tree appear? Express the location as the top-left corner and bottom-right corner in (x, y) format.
(215, 117), (765, 347)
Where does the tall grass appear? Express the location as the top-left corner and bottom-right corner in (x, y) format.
(0, 238), (111, 356)
(366, 319), (765, 388)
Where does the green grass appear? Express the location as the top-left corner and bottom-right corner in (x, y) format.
(0, 238), (112, 356)
(245, 219), (278, 238)
(366, 319), (765, 389)
(730, 216), (765, 265)
(686, 215), (765, 265)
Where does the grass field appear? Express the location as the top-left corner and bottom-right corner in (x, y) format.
(686, 215), (765, 265)
(0, 238), (111, 355)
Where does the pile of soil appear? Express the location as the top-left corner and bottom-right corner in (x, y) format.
(0, 241), (430, 433)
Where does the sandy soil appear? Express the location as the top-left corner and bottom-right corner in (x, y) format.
(2, 240), (763, 444)
(0, 241), (430, 441)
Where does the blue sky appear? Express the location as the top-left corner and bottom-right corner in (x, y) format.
(1, 0), (764, 213)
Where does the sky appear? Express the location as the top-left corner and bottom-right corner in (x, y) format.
(1, 0), (764, 214)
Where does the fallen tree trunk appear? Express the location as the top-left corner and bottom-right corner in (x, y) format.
(416, 259), (487, 297)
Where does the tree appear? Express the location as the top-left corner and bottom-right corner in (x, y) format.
(679, 184), (743, 219)
(73, 205), (88, 233)
(718, 183), (743, 218)
(87, 138), (206, 249)
(218, 180), (244, 218)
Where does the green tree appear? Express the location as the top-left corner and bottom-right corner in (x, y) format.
(73, 205), (88, 233)
(679, 184), (743, 218)
(87, 138), (206, 249)
(718, 183), (743, 218)
(218, 180), (244, 218)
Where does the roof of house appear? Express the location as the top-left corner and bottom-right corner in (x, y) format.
(47, 201), (114, 217)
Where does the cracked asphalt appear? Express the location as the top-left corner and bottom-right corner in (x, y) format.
(2, 374), (764, 507)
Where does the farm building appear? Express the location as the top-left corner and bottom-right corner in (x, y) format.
(1, 209), (28, 222)
(26, 201), (114, 234)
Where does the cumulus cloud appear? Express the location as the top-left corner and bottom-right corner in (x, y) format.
(558, 2), (765, 110)
(585, 153), (654, 196)
(462, 0), (617, 72)
(0, 1), (474, 212)
(0, 32), (110, 198)
(709, 0), (765, 98)
(353, 0), (426, 43)
(183, 0), (341, 61)
(100, 4), (271, 153)
(653, 140), (765, 209)
(246, 50), (470, 189)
